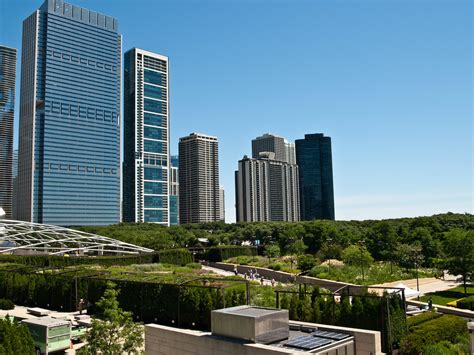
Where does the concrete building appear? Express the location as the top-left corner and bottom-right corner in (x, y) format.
(178, 133), (220, 224)
(17, 0), (121, 225)
(219, 186), (225, 222)
(169, 155), (179, 225)
(252, 133), (296, 164)
(285, 141), (296, 165)
(235, 153), (300, 222)
(123, 48), (170, 224)
(145, 306), (383, 355)
(295, 134), (335, 221)
(0, 45), (17, 219)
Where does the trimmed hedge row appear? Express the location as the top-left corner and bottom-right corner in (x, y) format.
(456, 295), (474, 310)
(0, 249), (192, 267)
(206, 246), (257, 262)
(400, 314), (468, 354)
(0, 269), (246, 330)
(0, 299), (14, 310)
(407, 312), (442, 327)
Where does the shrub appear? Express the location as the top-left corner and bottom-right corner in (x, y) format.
(456, 295), (474, 310)
(185, 263), (202, 269)
(156, 249), (192, 265)
(0, 299), (14, 310)
(400, 315), (468, 354)
(0, 318), (35, 354)
(406, 311), (442, 327)
(207, 246), (257, 262)
(297, 254), (318, 273)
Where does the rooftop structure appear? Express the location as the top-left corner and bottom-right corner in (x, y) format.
(0, 219), (153, 255)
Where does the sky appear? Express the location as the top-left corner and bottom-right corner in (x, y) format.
(1, 0), (472, 223)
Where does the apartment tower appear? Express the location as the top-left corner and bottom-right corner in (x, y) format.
(178, 133), (220, 224)
(123, 48), (170, 224)
(0, 46), (17, 219)
(16, 0), (121, 225)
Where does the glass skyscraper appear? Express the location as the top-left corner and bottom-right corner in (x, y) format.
(295, 133), (335, 220)
(17, 0), (121, 225)
(0, 46), (17, 219)
(123, 48), (170, 224)
(169, 155), (179, 225)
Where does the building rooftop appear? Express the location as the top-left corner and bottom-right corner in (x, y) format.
(22, 317), (70, 327)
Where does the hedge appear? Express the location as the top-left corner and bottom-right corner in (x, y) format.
(0, 249), (192, 267)
(206, 246), (257, 262)
(400, 315), (468, 354)
(406, 311), (442, 328)
(0, 269), (245, 330)
(0, 299), (14, 310)
(456, 295), (474, 311)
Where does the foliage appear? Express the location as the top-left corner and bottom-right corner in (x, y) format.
(0, 318), (35, 355)
(297, 254), (318, 273)
(342, 245), (373, 267)
(263, 244), (280, 262)
(443, 229), (474, 295)
(406, 312), (442, 328)
(400, 315), (468, 354)
(0, 299), (14, 310)
(422, 338), (469, 355)
(80, 283), (143, 355)
(456, 295), (474, 310)
(206, 246), (257, 262)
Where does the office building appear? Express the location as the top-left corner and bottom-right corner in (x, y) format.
(219, 186), (225, 222)
(0, 46), (16, 220)
(179, 133), (220, 224)
(235, 153), (300, 222)
(252, 133), (295, 164)
(123, 48), (170, 224)
(169, 155), (179, 225)
(12, 149), (18, 219)
(16, 0), (121, 225)
(295, 133), (335, 220)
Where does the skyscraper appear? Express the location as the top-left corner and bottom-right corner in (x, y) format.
(235, 153), (300, 222)
(252, 133), (295, 164)
(17, 0), (121, 225)
(123, 48), (170, 224)
(179, 133), (220, 224)
(0, 46), (17, 219)
(219, 186), (225, 222)
(295, 133), (335, 220)
(169, 155), (179, 225)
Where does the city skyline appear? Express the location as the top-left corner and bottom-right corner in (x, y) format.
(1, 0), (472, 223)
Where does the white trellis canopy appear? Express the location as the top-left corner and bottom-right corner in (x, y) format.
(0, 219), (153, 256)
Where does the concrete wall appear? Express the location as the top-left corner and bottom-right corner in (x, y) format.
(407, 300), (474, 318)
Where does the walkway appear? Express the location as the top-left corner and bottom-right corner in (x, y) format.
(371, 276), (461, 297)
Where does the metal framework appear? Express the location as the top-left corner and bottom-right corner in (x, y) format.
(0, 219), (153, 255)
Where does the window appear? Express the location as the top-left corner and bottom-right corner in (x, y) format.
(144, 98), (165, 114)
(144, 196), (165, 208)
(144, 210), (165, 223)
(144, 84), (165, 100)
(144, 112), (164, 127)
(144, 167), (163, 180)
(144, 126), (164, 140)
(144, 182), (166, 194)
(144, 69), (164, 86)
(144, 139), (164, 154)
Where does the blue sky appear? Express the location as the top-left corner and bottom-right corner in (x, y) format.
(1, 0), (472, 222)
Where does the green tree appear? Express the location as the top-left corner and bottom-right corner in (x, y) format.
(0, 318), (35, 355)
(443, 230), (474, 295)
(288, 239), (307, 270)
(263, 244), (280, 263)
(297, 254), (317, 273)
(80, 283), (143, 355)
(342, 244), (373, 281)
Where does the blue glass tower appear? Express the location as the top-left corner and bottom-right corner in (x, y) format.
(295, 133), (335, 220)
(17, 0), (121, 225)
(169, 155), (179, 225)
(123, 48), (170, 224)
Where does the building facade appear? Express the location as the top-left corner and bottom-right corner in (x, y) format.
(17, 0), (121, 225)
(252, 133), (295, 164)
(235, 154), (300, 222)
(178, 133), (220, 224)
(169, 155), (179, 225)
(123, 48), (170, 224)
(219, 186), (225, 222)
(295, 133), (335, 220)
(0, 46), (17, 219)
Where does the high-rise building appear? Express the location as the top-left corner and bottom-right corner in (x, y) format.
(0, 46), (17, 220)
(17, 0), (121, 226)
(252, 133), (295, 164)
(235, 153), (300, 222)
(12, 149), (18, 219)
(295, 133), (335, 220)
(219, 186), (225, 222)
(169, 155), (179, 225)
(179, 133), (220, 224)
(123, 48), (170, 224)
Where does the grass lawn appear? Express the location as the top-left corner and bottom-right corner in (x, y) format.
(420, 284), (474, 306)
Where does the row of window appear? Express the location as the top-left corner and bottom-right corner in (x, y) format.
(144, 181), (167, 195)
(144, 126), (165, 140)
(144, 209), (167, 223)
(144, 156), (167, 167)
(144, 69), (166, 87)
(144, 98), (167, 115)
(47, 49), (117, 72)
(144, 112), (166, 127)
(45, 101), (118, 123)
(144, 167), (166, 181)
(144, 84), (166, 101)
(144, 139), (166, 154)
(144, 195), (168, 208)
(39, 163), (118, 174)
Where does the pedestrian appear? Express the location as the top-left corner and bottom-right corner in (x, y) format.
(260, 277), (264, 285)
(271, 278), (275, 287)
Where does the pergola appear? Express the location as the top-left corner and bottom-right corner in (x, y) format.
(0, 219), (153, 256)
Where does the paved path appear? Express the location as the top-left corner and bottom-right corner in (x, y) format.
(202, 265), (275, 286)
(371, 277), (461, 298)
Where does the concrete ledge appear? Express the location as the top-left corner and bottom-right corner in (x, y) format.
(406, 300), (474, 317)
